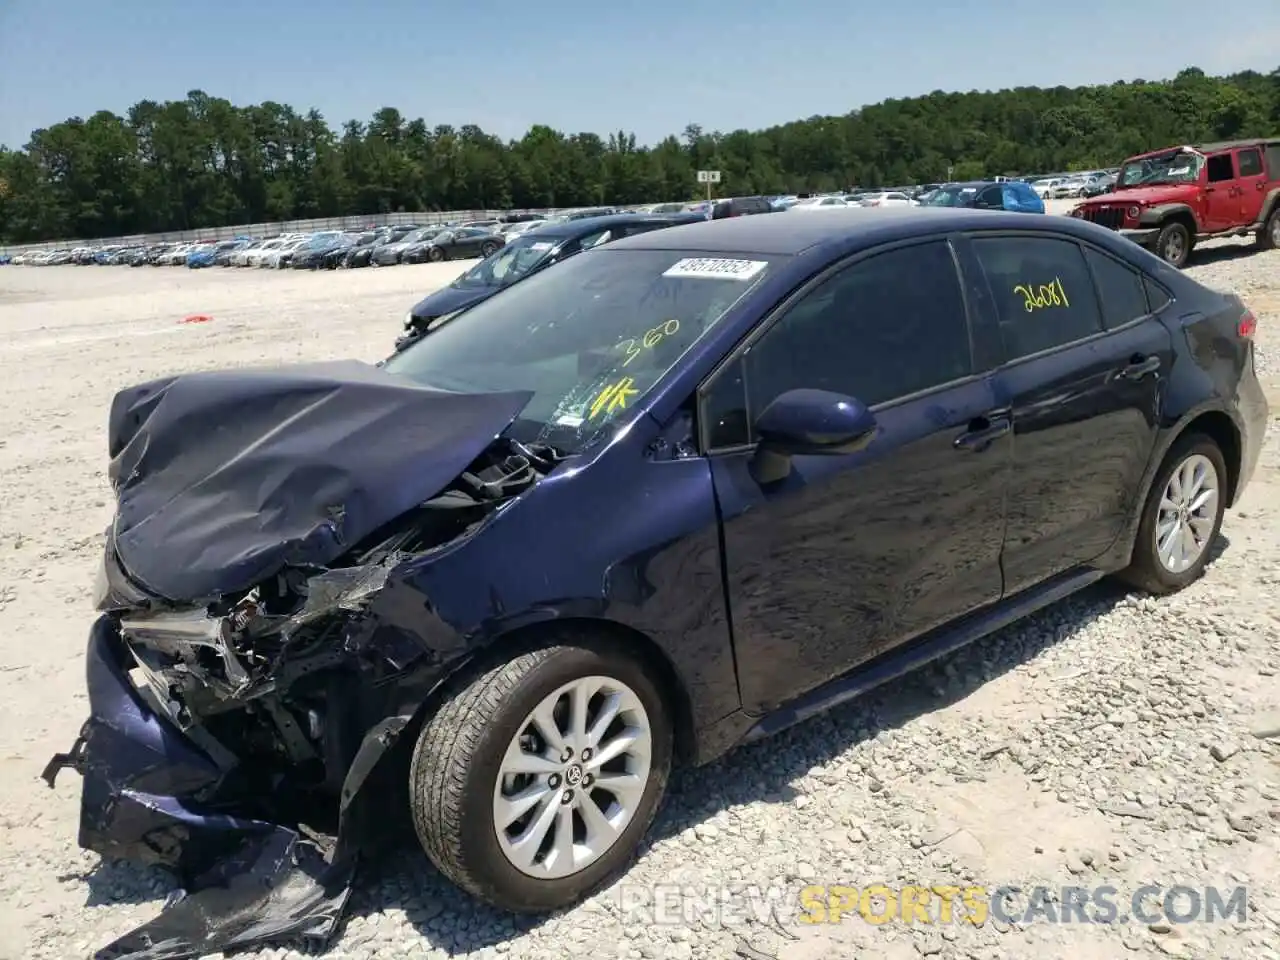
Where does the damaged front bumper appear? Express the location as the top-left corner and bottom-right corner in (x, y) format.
(43, 617), (357, 960)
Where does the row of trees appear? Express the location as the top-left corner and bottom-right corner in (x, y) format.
(1, 66), (1277, 244)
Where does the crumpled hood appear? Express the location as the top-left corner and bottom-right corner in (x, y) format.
(105, 359), (532, 604)
(1089, 183), (1200, 207)
(411, 283), (491, 319)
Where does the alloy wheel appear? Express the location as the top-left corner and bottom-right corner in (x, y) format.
(1154, 453), (1218, 574)
(492, 675), (652, 880)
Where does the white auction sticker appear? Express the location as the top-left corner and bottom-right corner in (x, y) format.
(661, 258), (768, 281)
(530, 242), (554, 251)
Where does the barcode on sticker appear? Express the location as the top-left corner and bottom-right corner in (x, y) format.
(662, 258), (767, 281)
(530, 242), (554, 251)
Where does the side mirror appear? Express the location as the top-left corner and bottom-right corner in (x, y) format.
(750, 388), (878, 484)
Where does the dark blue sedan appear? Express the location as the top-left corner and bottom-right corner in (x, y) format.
(45, 208), (1267, 958)
(922, 179), (1045, 213)
(397, 211), (706, 349)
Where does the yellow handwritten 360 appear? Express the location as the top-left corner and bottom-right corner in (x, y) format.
(1012, 278), (1070, 313)
(617, 318), (680, 366)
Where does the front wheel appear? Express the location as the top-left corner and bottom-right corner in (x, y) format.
(1154, 221), (1192, 268)
(427, 246), (446, 262)
(409, 636), (673, 913)
(480, 241), (500, 258)
(1118, 433), (1227, 595)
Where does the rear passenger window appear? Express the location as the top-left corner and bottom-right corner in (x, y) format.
(1083, 248), (1148, 327)
(1238, 149), (1263, 177)
(974, 236), (1103, 359)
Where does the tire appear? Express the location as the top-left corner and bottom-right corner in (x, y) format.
(409, 635), (673, 913)
(427, 246), (446, 262)
(1154, 221), (1192, 268)
(480, 241), (499, 258)
(1117, 432), (1227, 595)
(1257, 207), (1280, 251)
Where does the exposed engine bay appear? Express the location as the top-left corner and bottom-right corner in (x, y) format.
(39, 362), (583, 958)
(109, 436), (564, 810)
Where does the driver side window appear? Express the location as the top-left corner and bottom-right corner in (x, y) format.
(1206, 154), (1234, 183)
(977, 186), (1004, 209)
(700, 241), (973, 451)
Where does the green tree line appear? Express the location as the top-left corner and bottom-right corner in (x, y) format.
(1, 66), (1277, 244)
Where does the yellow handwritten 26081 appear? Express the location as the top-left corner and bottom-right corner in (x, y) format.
(590, 377), (639, 419)
(1012, 278), (1070, 313)
(616, 318), (680, 366)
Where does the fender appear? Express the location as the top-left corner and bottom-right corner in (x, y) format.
(1258, 187), (1280, 225)
(1139, 203), (1198, 230)
(1093, 398), (1244, 572)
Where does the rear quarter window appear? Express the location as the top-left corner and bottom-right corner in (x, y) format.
(1083, 247), (1149, 328)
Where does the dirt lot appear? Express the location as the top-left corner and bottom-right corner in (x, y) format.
(0, 248), (1277, 960)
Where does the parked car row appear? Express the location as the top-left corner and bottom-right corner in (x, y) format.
(7, 221), (517, 270)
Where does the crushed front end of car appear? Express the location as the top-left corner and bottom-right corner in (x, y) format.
(43, 360), (557, 960)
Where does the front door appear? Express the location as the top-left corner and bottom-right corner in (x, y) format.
(963, 233), (1170, 595)
(702, 239), (1011, 714)
(1204, 153), (1239, 232)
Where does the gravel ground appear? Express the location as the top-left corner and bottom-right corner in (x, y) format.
(0, 238), (1277, 960)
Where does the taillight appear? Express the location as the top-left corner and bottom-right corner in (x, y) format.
(1238, 310), (1256, 339)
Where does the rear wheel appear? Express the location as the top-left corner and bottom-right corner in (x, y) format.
(1257, 207), (1280, 251)
(1154, 221), (1192, 268)
(1118, 433), (1226, 595)
(409, 635), (672, 913)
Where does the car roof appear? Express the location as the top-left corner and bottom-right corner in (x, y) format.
(605, 207), (1095, 256)
(527, 212), (703, 239)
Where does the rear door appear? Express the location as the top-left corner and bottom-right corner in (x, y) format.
(960, 231), (1171, 595)
(703, 238), (1011, 713)
(1235, 147), (1268, 225)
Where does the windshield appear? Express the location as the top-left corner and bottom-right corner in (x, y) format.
(402, 228), (437, 243)
(382, 248), (777, 453)
(1118, 150), (1204, 187)
(921, 186), (977, 207)
(453, 235), (559, 288)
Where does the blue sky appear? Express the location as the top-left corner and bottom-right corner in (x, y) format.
(2, 0), (1278, 150)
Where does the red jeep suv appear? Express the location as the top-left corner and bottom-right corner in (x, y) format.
(1070, 139), (1280, 267)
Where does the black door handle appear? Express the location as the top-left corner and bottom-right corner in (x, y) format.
(954, 414), (1011, 451)
(1119, 355), (1161, 380)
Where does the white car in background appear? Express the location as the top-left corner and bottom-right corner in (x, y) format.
(228, 239), (266, 267)
(1051, 177), (1090, 198)
(787, 196), (855, 211)
(243, 238), (289, 268)
(261, 236), (310, 269)
(858, 191), (916, 207)
(1031, 178), (1066, 198)
(500, 220), (546, 241)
